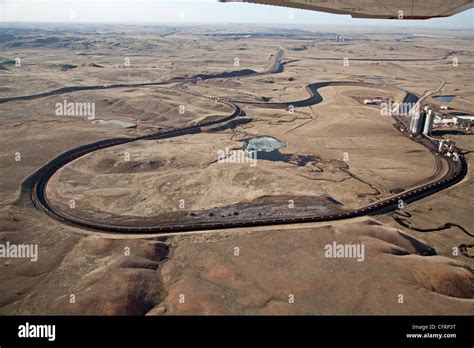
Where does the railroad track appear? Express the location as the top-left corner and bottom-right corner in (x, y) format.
(10, 49), (468, 235)
(27, 147), (466, 234)
(18, 82), (466, 234)
(0, 48), (284, 105)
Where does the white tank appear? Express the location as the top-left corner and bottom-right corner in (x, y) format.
(410, 112), (425, 134)
(410, 111), (423, 134)
(423, 111), (434, 135)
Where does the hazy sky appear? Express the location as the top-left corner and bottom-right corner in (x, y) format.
(1, 0), (473, 28)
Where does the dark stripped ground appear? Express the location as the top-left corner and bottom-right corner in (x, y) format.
(56, 195), (347, 228)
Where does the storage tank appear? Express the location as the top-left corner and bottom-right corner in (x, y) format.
(410, 111), (425, 134)
(423, 110), (435, 135)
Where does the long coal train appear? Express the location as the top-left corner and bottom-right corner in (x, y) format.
(18, 80), (468, 235)
(29, 149), (466, 234)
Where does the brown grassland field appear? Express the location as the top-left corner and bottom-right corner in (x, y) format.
(0, 23), (473, 315)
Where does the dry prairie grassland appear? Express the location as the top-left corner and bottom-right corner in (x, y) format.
(0, 24), (473, 315)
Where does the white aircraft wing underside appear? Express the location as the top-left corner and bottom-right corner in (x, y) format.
(219, 0), (474, 19)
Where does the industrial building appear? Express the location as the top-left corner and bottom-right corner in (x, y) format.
(434, 115), (456, 126)
(410, 106), (435, 135)
(363, 98), (383, 105)
(455, 115), (474, 126)
(434, 115), (474, 127)
(438, 139), (458, 158)
(409, 106), (458, 156)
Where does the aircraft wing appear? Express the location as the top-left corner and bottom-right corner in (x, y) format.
(219, 0), (474, 19)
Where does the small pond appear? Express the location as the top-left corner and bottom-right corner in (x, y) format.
(432, 95), (455, 103)
(243, 136), (318, 166)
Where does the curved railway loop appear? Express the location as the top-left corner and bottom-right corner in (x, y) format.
(11, 52), (468, 235)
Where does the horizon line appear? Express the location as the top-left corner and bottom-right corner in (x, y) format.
(1, 20), (473, 30)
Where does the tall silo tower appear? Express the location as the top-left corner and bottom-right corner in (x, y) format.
(410, 111), (425, 134)
(423, 109), (435, 136)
